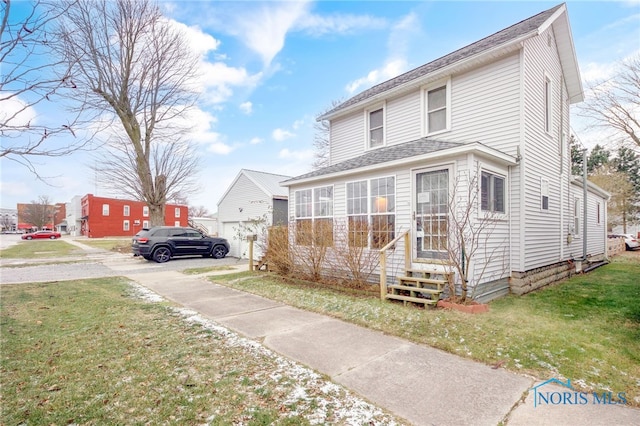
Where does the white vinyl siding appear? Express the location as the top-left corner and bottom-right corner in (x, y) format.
(385, 91), (421, 146)
(521, 27), (565, 270)
(541, 179), (549, 211)
(330, 111), (364, 164)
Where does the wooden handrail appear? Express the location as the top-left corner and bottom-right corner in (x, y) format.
(378, 228), (410, 300)
(378, 228), (409, 253)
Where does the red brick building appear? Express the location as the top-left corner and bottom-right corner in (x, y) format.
(81, 194), (188, 238)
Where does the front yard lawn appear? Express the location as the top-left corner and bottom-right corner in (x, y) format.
(0, 240), (82, 259)
(211, 254), (640, 406)
(0, 278), (403, 425)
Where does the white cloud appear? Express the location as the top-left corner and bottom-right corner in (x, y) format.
(199, 61), (263, 105)
(239, 101), (253, 115)
(278, 148), (314, 161)
(292, 119), (305, 130)
(295, 13), (387, 36)
(272, 128), (295, 141)
(0, 94), (37, 127)
(249, 137), (263, 145)
(228, 1), (311, 66)
(208, 142), (234, 155)
(345, 59), (407, 94)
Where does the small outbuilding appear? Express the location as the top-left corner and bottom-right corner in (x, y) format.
(217, 169), (291, 259)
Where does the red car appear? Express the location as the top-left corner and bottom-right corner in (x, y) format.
(21, 230), (62, 240)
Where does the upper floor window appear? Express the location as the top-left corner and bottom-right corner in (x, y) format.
(426, 84), (448, 134)
(368, 108), (384, 148)
(143, 206), (149, 217)
(174, 207), (180, 218)
(481, 171), (505, 214)
(541, 179), (549, 211)
(544, 76), (552, 133)
(123, 205), (130, 216)
(102, 204), (109, 216)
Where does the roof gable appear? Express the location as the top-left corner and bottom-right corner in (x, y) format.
(217, 169), (292, 206)
(322, 3), (582, 119)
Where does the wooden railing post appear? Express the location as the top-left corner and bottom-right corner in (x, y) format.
(404, 232), (410, 272)
(380, 252), (387, 300)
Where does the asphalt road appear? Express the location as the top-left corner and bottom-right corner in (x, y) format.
(0, 234), (247, 285)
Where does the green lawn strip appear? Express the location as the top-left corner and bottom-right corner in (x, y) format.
(182, 265), (238, 275)
(210, 259), (640, 406)
(1, 278), (404, 425)
(1, 260), (93, 268)
(0, 240), (84, 259)
(81, 239), (132, 253)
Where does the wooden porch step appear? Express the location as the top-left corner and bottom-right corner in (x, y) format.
(388, 284), (442, 295)
(405, 268), (451, 277)
(385, 293), (438, 306)
(399, 276), (447, 286)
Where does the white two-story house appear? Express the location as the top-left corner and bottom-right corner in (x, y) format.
(282, 3), (609, 301)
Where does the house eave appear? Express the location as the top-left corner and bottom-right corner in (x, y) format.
(282, 142), (518, 187)
(571, 177), (611, 201)
(319, 40), (530, 122)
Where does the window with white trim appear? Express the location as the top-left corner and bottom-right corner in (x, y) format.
(573, 198), (580, 235)
(481, 171), (505, 214)
(175, 207), (180, 218)
(370, 177), (395, 249)
(426, 84), (448, 134)
(143, 206), (149, 217)
(544, 76), (552, 133)
(143, 220), (149, 229)
(294, 187), (333, 246)
(174, 221), (181, 227)
(541, 179), (549, 211)
(102, 204), (109, 216)
(123, 205), (130, 216)
(123, 220), (130, 231)
(368, 108), (384, 148)
(346, 180), (368, 247)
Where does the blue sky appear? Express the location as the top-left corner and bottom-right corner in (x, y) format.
(1, 0), (639, 213)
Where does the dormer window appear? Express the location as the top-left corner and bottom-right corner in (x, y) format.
(368, 108), (384, 148)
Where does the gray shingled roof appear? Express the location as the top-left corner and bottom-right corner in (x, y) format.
(282, 138), (464, 184)
(322, 4), (563, 118)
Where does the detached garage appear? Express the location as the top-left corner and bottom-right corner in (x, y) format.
(217, 169), (291, 259)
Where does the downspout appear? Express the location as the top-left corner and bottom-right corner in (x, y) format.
(582, 149), (588, 261)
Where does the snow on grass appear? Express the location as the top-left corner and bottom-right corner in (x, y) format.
(127, 282), (400, 425)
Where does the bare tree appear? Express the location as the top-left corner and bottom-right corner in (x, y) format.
(312, 99), (343, 170)
(444, 171), (507, 302)
(1, 0), (86, 175)
(589, 165), (638, 233)
(20, 195), (55, 229)
(49, 0), (201, 226)
(578, 54), (640, 148)
(188, 205), (211, 218)
(0, 213), (15, 231)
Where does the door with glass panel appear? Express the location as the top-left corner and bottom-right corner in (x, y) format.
(415, 169), (448, 259)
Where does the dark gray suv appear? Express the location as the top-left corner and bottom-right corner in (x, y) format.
(132, 226), (230, 263)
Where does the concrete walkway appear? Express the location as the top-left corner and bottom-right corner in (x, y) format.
(124, 269), (640, 426)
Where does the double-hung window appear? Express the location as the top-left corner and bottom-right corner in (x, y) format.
(143, 206), (149, 217)
(175, 207), (181, 218)
(544, 76), (552, 133)
(371, 177), (395, 248)
(481, 172), (505, 214)
(346, 177), (396, 249)
(123, 220), (130, 231)
(295, 187), (333, 245)
(426, 84), (448, 134)
(123, 205), (130, 216)
(368, 108), (384, 148)
(346, 181), (369, 247)
(573, 198), (580, 235)
(102, 204), (109, 216)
